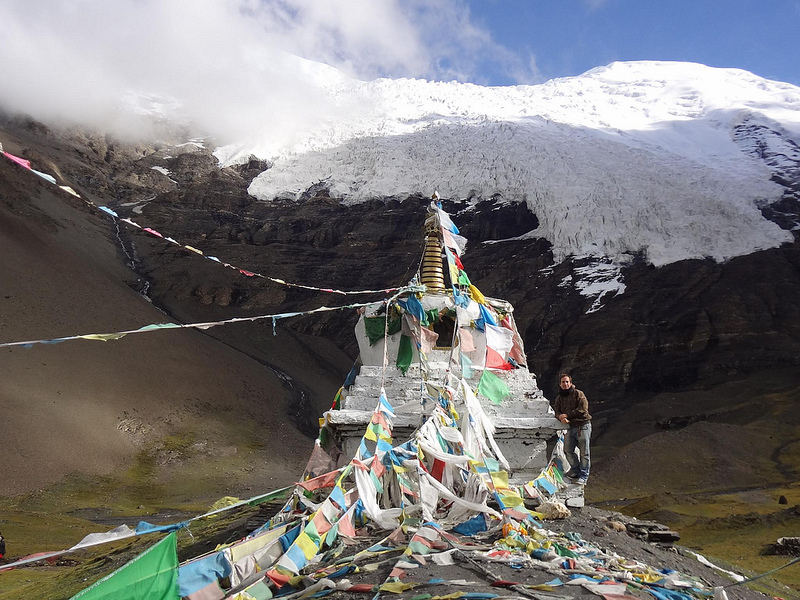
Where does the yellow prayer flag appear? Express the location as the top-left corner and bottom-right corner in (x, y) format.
(490, 471), (509, 490)
(468, 285), (486, 305)
(499, 493), (524, 507)
(296, 531), (322, 561)
(379, 581), (416, 593)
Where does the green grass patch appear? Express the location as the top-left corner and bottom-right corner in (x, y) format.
(598, 486), (800, 596)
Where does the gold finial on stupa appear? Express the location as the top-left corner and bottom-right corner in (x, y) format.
(420, 205), (447, 293)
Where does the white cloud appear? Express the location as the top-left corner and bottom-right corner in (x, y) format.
(0, 0), (534, 143)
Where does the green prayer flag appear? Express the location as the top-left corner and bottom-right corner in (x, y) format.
(369, 469), (384, 493)
(396, 334), (413, 374)
(461, 353), (473, 379)
(423, 308), (438, 327)
(248, 486), (293, 506)
(477, 370), (510, 405)
(70, 532), (179, 600)
(331, 388), (342, 410)
(244, 580), (274, 600)
(364, 316), (402, 345)
(457, 270), (471, 286)
(138, 323), (181, 332)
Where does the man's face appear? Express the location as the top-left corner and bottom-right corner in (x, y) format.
(559, 376), (572, 390)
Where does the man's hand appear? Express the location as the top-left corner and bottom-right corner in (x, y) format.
(557, 414), (569, 424)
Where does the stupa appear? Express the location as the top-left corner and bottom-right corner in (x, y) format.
(323, 202), (581, 504)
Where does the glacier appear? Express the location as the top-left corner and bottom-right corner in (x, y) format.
(214, 60), (800, 268)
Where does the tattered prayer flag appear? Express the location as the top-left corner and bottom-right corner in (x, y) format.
(32, 169), (57, 184)
(379, 393), (395, 416)
(371, 458), (386, 479)
(295, 531), (320, 561)
(371, 411), (390, 430)
(98, 206), (119, 218)
(331, 387), (343, 410)
(405, 294), (425, 322)
(329, 485), (347, 510)
(184, 245), (203, 255)
(178, 551), (231, 597)
(3, 152), (31, 169)
(358, 439), (373, 459)
(266, 568), (292, 587)
(60, 185), (81, 197)
(369, 469), (384, 493)
(380, 581), (416, 593)
(499, 493), (524, 507)
(485, 324), (514, 355)
(239, 269), (255, 277)
(138, 323), (181, 332)
(79, 333), (128, 342)
(143, 227), (163, 238)
(442, 228), (466, 256)
(458, 328), (476, 352)
(478, 304), (497, 327)
(370, 422), (387, 440)
(396, 335), (413, 374)
(534, 476), (557, 495)
(485, 347), (514, 371)
(303, 519), (323, 546)
(338, 506), (357, 537)
(468, 285), (486, 305)
(435, 207), (459, 234)
(443, 246), (460, 281)
(72, 532), (179, 600)
(420, 327), (439, 355)
(477, 370), (510, 405)
(242, 580), (273, 600)
(298, 470), (339, 491)
(461, 353), (473, 379)
(431, 459), (445, 482)
(363, 316), (402, 345)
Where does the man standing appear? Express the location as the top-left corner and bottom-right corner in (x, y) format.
(554, 373), (592, 485)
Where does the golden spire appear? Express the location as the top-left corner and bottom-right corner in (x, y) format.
(420, 208), (446, 293)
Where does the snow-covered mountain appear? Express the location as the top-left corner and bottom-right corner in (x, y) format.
(215, 61), (800, 268)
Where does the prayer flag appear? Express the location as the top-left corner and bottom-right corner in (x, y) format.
(3, 152), (31, 169)
(73, 532), (179, 600)
(396, 335), (413, 374)
(477, 370), (510, 405)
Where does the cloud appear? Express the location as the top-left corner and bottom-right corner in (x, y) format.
(0, 0), (533, 144)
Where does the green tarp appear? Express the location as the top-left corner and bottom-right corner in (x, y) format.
(70, 532), (179, 600)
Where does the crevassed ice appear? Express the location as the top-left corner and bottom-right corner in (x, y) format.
(218, 60), (799, 268)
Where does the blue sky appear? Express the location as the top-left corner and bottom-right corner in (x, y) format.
(463, 0), (800, 86)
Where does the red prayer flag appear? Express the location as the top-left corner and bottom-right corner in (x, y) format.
(486, 347), (514, 370)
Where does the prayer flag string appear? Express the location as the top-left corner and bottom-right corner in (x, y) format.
(0, 287), (423, 349)
(2, 150), (404, 296)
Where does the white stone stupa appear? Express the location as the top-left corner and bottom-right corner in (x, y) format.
(324, 203), (581, 503)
